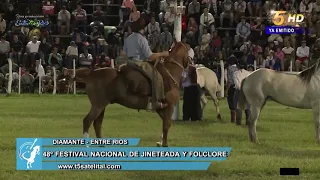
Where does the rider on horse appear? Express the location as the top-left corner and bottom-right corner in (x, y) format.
(121, 17), (170, 111)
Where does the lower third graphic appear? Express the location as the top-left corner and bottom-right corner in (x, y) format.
(16, 138), (42, 170)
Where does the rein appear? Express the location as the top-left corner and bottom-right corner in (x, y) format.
(162, 59), (184, 87)
(156, 43), (188, 87)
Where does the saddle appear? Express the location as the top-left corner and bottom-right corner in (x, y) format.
(127, 62), (153, 90)
(117, 59), (166, 100)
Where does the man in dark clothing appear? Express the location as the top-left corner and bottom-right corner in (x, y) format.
(182, 66), (202, 121)
(4, 4), (16, 28)
(10, 35), (23, 65)
(226, 55), (238, 123)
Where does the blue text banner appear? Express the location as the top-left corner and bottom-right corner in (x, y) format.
(42, 147), (231, 161)
(42, 138), (140, 146)
(41, 162), (211, 170)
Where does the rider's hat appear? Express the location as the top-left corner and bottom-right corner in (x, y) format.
(131, 17), (146, 32)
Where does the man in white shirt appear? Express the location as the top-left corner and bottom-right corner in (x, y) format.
(282, 42), (295, 69)
(233, 60), (250, 125)
(24, 36), (41, 68)
(199, 8), (215, 39)
(296, 40), (309, 71)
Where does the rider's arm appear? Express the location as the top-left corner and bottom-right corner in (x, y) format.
(140, 37), (168, 61)
(148, 52), (169, 61)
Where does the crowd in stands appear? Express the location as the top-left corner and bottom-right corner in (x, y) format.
(0, 0), (318, 93)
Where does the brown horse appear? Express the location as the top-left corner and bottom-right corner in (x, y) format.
(74, 42), (190, 147)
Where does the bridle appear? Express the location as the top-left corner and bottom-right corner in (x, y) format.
(155, 42), (189, 87)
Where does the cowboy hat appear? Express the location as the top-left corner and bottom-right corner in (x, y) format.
(131, 17), (146, 32)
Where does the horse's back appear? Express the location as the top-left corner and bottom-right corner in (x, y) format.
(245, 68), (302, 86)
(196, 67), (219, 89)
(243, 68), (311, 108)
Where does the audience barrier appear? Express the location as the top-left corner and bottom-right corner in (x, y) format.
(7, 57), (117, 95)
(5, 57), (293, 97)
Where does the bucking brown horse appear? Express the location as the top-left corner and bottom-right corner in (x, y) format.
(74, 42), (190, 147)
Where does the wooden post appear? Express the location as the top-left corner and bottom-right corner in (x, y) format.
(7, 58), (12, 94)
(38, 59), (42, 95)
(18, 67), (21, 94)
(219, 60), (224, 98)
(53, 67), (56, 95)
(73, 59), (76, 95)
(111, 59), (115, 68)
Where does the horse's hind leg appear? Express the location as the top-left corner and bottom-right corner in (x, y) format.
(248, 104), (262, 143)
(311, 102), (320, 144)
(207, 88), (222, 120)
(83, 106), (105, 138)
(200, 94), (207, 111)
(200, 92), (207, 115)
(93, 107), (106, 138)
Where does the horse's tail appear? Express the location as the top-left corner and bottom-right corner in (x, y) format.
(68, 68), (93, 83)
(238, 78), (247, 110)
(21, 152), (28, 161)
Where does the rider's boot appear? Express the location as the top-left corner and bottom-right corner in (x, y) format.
(236, 109), (242, 125)
(230, 110), (236, 123)
(147, 98), (168, 111)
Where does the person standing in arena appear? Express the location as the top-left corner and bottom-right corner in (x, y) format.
(182, 46), (202, 121)
(233, 60), (251, 125)
(226, 57), (238, 123)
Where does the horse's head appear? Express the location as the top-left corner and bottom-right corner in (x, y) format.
(168, 42), (190, 69)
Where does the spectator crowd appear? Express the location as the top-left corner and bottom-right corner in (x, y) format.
(0, 0), (318, 93)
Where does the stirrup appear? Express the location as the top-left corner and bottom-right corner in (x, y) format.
(146, 102), (153, 112)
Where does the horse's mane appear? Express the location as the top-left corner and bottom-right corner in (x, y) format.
(298, 61), (320, 84)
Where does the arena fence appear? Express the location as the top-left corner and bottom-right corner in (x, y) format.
(6, 58), (116, 95)
(6, 58), (295, 96)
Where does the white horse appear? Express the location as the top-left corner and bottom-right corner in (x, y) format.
(195, 65), (222, 120)
(238, 62), (320, 144)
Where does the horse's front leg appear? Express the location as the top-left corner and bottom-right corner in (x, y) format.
(156, 104), (174, 147)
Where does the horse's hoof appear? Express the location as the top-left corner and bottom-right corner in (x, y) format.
(217, 114), (222, 121)
(250, 139), (259, 144)
(156, 142), (162, 147)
